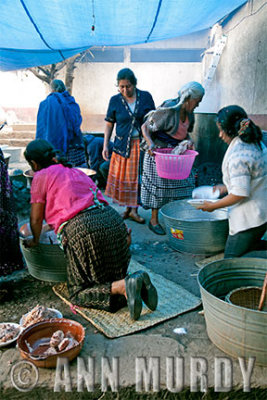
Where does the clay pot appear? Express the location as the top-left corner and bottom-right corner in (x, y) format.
(17, 318), (85, 368)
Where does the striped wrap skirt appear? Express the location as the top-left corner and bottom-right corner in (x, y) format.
(66, 146), (86, 167)
(61, 205), (130, 311)
(105, 138), (140, 207)
(141, 151), (195, 209)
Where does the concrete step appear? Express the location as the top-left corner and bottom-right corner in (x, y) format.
(0, 131), (35, 139)
(11, 124), (36, 132)
(0, 138), (32, 147)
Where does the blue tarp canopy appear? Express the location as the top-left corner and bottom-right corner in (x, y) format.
(0, 0), (246, 71)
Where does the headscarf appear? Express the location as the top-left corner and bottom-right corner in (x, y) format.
(50, 79), (66, 93)
(148, 81), (204, 114)
(177, 81), (205, 106)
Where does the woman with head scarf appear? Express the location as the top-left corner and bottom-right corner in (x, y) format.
(23, 139), (158, 320)
(198, 105), (267, 258)
(36, 79), (86, 167)
(141, 81), (205, 235)
(103, 68), (155, 224)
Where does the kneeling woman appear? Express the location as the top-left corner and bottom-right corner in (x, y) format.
(23, 139), (157, 320)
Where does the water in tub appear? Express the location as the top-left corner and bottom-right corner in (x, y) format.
(20, 222), (58, 244)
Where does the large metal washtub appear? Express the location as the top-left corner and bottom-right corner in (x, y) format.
(198, 258), (267, 366)
(19, 221), (67, 283)
(160, 200), (229, 255)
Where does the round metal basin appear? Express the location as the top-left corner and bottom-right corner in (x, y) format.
(3, 152), (11, 167)
(160, 199), (229, 255)
(23, 169), (34, 188)
(19, 221), (67, 283)
(198, 258), (267, 366)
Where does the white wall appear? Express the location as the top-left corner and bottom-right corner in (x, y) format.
(72, 29), (208, 129)
(198, 0), (267, 114)
(0, 70), (45, 108)
(75, 61), (203, 113)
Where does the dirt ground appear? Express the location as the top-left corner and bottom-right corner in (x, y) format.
(0, 182), (266, 399)
(0, 386), (266, 399)
(0, 239), (201, 337)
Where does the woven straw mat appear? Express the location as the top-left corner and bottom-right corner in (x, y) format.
(195, 253), (224, 268)
(53, 259), (201, 338)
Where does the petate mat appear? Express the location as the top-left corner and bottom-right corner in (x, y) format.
(53, 259), (201, 338)
(195, 249), (267, 269)
(195, 253), (224, 268)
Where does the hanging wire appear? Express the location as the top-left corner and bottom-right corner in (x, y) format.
(224, 1), (267, 34)
(91, 0), (96, 32)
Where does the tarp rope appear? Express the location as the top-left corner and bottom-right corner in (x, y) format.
(19, 0), (65, 60)
(146, 0), (163, 42)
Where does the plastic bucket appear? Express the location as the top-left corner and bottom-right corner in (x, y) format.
(154, 149), (198, 179)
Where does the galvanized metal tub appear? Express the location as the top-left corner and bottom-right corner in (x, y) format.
(19, 222), (67, 283)
(160, 200), (229, 255)
(198, 258), (267, 366)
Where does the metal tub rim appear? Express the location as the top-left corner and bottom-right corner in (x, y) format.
(197, 257), (267, 314)
(160, 200), (229, 255)
(19, 225), (67, 283)
(160, 200), (228, 224)
(197, 257), (267, 365)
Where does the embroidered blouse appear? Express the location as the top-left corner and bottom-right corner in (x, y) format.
(105, 89), (155, 158)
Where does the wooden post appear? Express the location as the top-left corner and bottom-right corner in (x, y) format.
(258, 272), (267, 311)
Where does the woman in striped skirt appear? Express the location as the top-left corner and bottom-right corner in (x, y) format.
(103, 68), (155, 224)
(23, 139), (158, 320)
(141, 81), (205, 235)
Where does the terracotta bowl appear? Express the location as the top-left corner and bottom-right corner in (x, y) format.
(17, 318), (85, 368)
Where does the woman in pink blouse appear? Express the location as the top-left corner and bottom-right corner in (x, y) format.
(23, 139), (157, 320)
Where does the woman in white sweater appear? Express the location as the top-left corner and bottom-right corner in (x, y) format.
(198, 105), (267, 258)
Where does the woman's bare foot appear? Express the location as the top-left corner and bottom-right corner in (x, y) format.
(128, 209), (145, 224)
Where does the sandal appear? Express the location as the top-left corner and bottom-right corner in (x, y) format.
(121, 210), (131, 220)
(128, 212), (145, 224)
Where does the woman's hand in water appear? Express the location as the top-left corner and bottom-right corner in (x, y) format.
(22, 238), (39, 248)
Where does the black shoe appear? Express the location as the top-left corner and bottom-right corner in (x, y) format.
(140, 272), (158, 311)
(148, 222), (165, 235)
(129, 270), (158, 312)
(125, 273), (143, 320)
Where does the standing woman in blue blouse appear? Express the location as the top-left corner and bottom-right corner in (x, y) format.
(103, 68), (155, 223)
